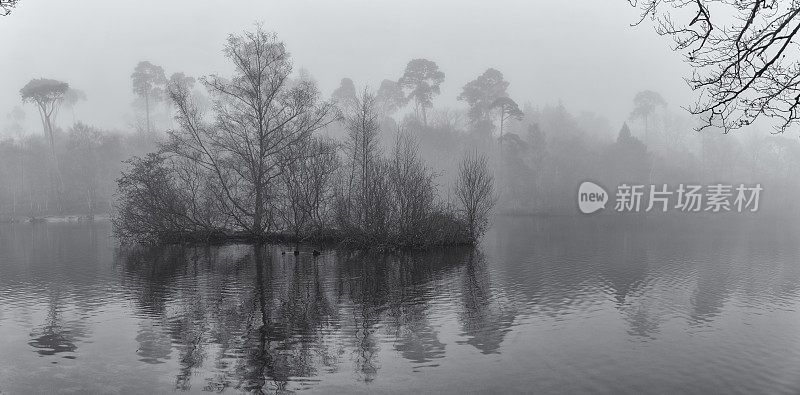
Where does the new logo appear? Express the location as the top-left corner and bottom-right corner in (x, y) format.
(578, 181), (608, 214)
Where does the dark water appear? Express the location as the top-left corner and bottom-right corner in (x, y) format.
(1, 216), (800, 394)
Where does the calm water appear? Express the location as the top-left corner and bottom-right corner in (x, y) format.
(1, 216), (800, 394)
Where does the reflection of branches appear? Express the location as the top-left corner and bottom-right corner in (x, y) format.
(236, 246), (275, 392)
(336, 248), (473, 378)
(119, 245), (237, 391)
(172, 318), (207, 391)
(28, 327), (78, 355)
(117, 245), (188, 318)
(458, 249), (516, 354)
(603, 229), (661, 339)
(171, 251), (212, 390)
(632, 0), (800, 133)
(114, 243), (476, 390)
(233, 245), (340, 393)
(28, 291), (86, 358)
(352, 303), (381, 383)
(386, 253), (447, 367)
(338, 252), (385, 383)
(392, 302), (446, 367)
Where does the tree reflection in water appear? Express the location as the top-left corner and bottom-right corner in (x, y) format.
(8, 218), (800, 393)
(28, 294), (85, 358)
(116, 243), (480, 391)
(457, 249), (518, 354)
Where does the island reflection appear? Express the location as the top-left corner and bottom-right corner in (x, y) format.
(116, 244), (500, 392)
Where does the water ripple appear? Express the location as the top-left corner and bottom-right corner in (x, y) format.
(1, 218), (800, 393)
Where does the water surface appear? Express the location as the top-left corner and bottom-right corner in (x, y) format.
(1, 216), (800, 394)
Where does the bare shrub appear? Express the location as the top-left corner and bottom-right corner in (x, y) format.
(336, 89), (392, 239)
(279, 137), (340, 238)
(112, 152), (221, 243)
(454, 150), (496, 241)
(388, 130), (437, 244)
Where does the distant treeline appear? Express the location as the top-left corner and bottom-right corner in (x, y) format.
(481, 99), (800, 216)
(0, 124), (156, 218)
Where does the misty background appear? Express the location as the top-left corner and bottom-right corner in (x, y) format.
(1, 1), (689, 131)
(1, 0), (797, 219)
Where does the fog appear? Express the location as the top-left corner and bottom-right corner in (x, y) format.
(0, 0), (690, 132)
(5, 3), (800, 392)
(2, 0), (797, 231)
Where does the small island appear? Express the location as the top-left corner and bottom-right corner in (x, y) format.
(112, 27), (496, 248)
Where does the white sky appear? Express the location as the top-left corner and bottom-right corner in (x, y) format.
(0, 0), (693, 133)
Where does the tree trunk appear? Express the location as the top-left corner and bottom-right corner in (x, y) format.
(253, 183), (264, 238)
(43, 114), (64, 213)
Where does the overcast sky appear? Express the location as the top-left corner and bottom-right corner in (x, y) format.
(0, 0), (693, 134)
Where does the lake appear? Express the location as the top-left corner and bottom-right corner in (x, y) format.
(1, 215), (800, 394)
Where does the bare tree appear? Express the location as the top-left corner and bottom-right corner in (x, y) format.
(0, 0), (20, 16)
(164, 72), (195, 127)
(454, 150), (496, 241)
(280, 136), (339, 237)
(167, 26), (334, 238)
(113, 152), (219, 243)
(337, 88), (391, 236)
(631, 0), (800, 133)
(389, 130), (437, 242)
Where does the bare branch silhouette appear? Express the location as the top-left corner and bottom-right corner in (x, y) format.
(632, 0), (800, 133)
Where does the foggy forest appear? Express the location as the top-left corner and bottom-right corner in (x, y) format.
(2, 4), (799, 247)
(3, 1), (800, 394)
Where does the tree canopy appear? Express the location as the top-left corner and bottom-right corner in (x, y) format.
(131, 61), (166, 97)
(491, 96), (523, 135)
(458, 68), (510, 123)
(168, 72), (195, 90)
(375, 79), (407, 115)
(165, 26), (335, 236)
(131, 61), (167, 99)
(331, 77), (357, 108)
(131, 61), (167, 133)
(398, 58), (445, 123)
(20, 78), (69, 106)
(63, 88), (87, 107)
(630, 90), (666, 119)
